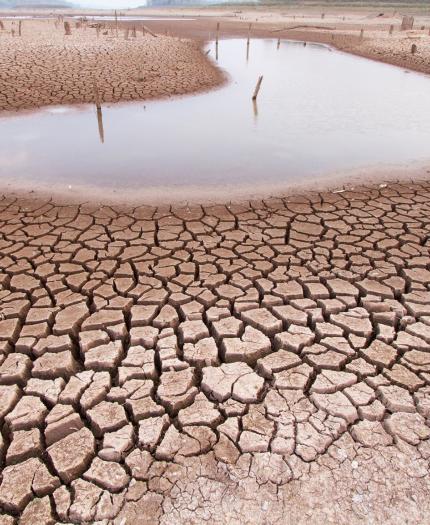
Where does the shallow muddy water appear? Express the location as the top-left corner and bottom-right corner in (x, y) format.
(1, 38), (430, 199)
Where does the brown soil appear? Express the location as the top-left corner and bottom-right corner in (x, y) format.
(0, 181), (430, 524)
(0, 18), (224, 112)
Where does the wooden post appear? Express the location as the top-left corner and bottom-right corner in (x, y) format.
(389, 24), (394, 35)
(64, 21), (71, 36)
(216, 22), (220, 45)
(18, 20), (22, 36)
(132, 26), (136, 38)
(97, 107), (104, 144)
(252, 75), (263, 100)
(401, 15), (414, 31)
(93, 80), (101, 110)
(411, 43), (417, 55)
(360, 28), (364, 41)
(277, 37), (280, 49)
(247, 23), (252, 45)
(142, 25), (157, 37)
(0, 20), (4, 30)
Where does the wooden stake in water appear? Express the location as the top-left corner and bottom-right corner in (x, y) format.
(277, 37), (280, 49)
(252, 75), (263, 100)
(216, 22), (220, 45)
(247, 23), (252, 46)
(97, 107), (104, 144)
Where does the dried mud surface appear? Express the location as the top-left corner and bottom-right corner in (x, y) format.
(0, 181), (430, 523)
(0, 19), (224, 112)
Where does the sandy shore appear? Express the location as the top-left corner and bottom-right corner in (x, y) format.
(0, 181), (430, 524)
(1, 6), (430, 112)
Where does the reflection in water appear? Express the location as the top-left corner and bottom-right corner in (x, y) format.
(252, 99), (258, 121)
(246, 40), (250, 62)
(96, 107), (105, 144)
(1, 39), (430, 193)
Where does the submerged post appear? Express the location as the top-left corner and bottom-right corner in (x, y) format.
(252, 75), (263, 100)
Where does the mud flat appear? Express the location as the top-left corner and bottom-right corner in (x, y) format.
(0, 19), (224, 112)
(0, 181), (430, 523)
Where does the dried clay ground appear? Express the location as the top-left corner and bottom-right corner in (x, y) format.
(1, 5), (430, 525)
(1, 185), (430, 524)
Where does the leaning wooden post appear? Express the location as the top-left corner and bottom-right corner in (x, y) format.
(252, 75), (263, 100)
(93, 80), (101, 110)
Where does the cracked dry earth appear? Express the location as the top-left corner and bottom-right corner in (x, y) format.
(0, 20), (223, 112)
(1, 183), (430, 524)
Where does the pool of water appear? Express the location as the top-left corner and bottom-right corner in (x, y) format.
(1, 38), (430, 199)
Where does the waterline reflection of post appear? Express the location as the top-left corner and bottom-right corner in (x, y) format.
(252, 98), (258, 121)
(96, 107), (104, 144)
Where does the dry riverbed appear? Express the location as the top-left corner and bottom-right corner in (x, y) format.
(0, 182), (430, 523)
(0, 5), (430, 525)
